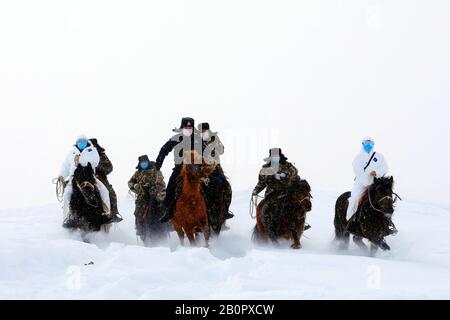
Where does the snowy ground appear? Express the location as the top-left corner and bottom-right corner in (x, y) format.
(0, 190), (449, 300)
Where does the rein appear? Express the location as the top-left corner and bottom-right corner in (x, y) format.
(249, 194), (264, 219)
(297, 194), (312, 205)
(52, 178), (66, 203)
(368, 188), (402, 214)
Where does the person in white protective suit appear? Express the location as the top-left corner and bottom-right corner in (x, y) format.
(346, 137), (389, 219)
(57, 135), (111, 225)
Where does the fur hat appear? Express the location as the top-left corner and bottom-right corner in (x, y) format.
(173, 117), (196, 133)
(136, 155), (152, 169)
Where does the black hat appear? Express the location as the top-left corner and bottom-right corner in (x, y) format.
(198, 122), (210, 131)
(136, 155), (151, 169)
(90, 138), (105, 153)
(179, 117), (195, 129)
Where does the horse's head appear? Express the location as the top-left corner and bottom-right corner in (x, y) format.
(290, 179), (313, 213)
(182, 150), (215, 181)
(372, 176), (396, 217)
(73, 163), (100, 207)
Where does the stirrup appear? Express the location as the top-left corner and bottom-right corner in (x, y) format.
(112, 213), (123, 223)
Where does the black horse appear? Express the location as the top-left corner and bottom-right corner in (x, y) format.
(67, 163), (112, 233)
(202, 169), (233, 235)
(135, 195), (170, 246)
(334, 176), (399, 256)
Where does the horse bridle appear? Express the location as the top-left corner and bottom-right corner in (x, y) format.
(297, 193), (313, 205)
(75, 180), (99, 208)
(368, 187), (402, 214)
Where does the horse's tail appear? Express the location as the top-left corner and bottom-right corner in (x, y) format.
(334, 191), (351, 240)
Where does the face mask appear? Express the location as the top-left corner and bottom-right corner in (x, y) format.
(363, 143), (374, 153)
(201, 132), (210, 140)
(77, 141), (88, 151)
(271, 156), (280, 164)
(140, 162), (149, 170)
(183, 128), (193, 137)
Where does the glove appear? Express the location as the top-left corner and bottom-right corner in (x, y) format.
(275, 172), (286, 180)
(58, 176), (65, 183)
(74, 154), (81, 166)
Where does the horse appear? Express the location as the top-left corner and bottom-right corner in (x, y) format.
(202, 167), (233, 235)
(171, 151), (216, 247)
(135, 195), (170, 246)
(334, 176), (399, 256)
(67, 163), (112, 235)
(253, 179), (313, 249)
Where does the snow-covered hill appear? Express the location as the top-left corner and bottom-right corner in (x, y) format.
(1, 191), (449, 300)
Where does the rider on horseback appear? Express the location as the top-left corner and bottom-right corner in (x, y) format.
(198, 122), (234, 222)
(346, 137), (389, 219)
(157, 117), (203, 223)
(57, 135), (111, 228)
(90, 138), (122, 223)
(129, 155), (167, 237)
(252, 148), (301, 239)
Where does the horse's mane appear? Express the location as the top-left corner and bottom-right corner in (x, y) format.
(290, 178), (311, 194)
(373, 176), (394, 189)
(73, 163), (95, 182)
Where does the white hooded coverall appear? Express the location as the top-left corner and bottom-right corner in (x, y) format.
(59, 142), (111, 220)
(346, 150), (389, 219)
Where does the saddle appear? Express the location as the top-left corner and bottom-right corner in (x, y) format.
(358, 190), (369, 207)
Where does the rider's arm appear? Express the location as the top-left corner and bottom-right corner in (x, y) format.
(284, 163), (299, 182)
(253, 171), (267, 195)
(212, 135), (225, 156)
(128, 172), (138, 193)
(155, 138), (178, 170)
(97, 152), (113, 176)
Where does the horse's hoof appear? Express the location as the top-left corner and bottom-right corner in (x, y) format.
(291, 243), (302, 250)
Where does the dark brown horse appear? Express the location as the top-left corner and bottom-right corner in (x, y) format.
(253, 179), (312, 249)
(171, 151), (216, 247)
(334, 176), (399, 256)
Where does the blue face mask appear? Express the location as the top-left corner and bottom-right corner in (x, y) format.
(363, 143), (374, 153)
(77, 141), (88, 151)
(271, 156), (280, 164)
(140, 162), (150, 170)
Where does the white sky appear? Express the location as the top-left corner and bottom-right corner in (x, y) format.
(0, 0), (449, 209)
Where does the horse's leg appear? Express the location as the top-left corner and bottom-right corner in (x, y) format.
(172, 221), (185, 246)
(370, 243), (379, 257)
(291, 212), (306, 250)
(186, 230), (196, 247)
(337, 231), (351, 250)
(290, 227), (301, 249)
(353, 236), (369, 251)
(203, 224), (211, 248)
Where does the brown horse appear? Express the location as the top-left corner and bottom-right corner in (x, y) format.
(171, 151), (216, 247)
(253, 179), (312, 249)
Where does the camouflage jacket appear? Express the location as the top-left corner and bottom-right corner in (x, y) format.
(253, 161), (299, 199)
(128, 165), (166, 202)
(96, 151), (113, 182)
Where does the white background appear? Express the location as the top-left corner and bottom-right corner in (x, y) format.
(1, 0), (449, 209)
